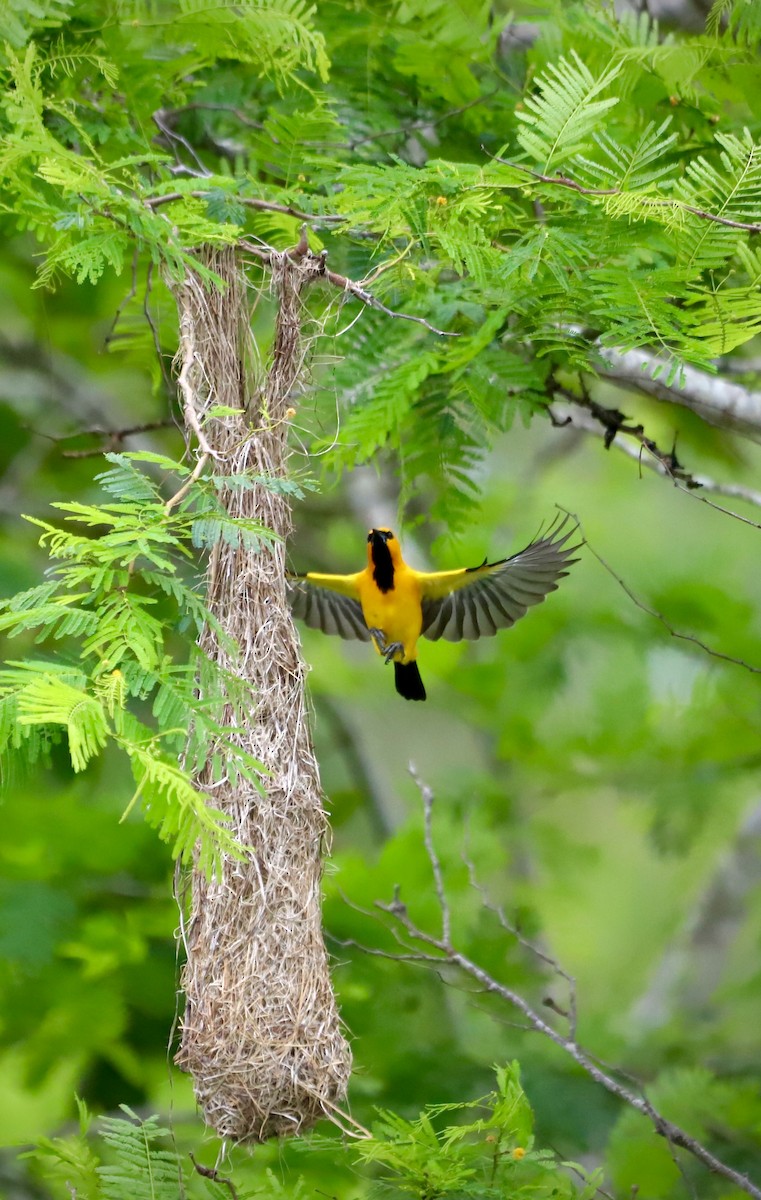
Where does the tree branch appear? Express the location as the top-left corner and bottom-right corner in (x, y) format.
(239, 237), (457, 337)
(597, 346), (761, 440)
(359, 779), (761, 1200)
(549, 394), (761, 512)
(56, 420), (175, 458)
(409, 763), (450, 946)
(493, 158), (761, 234)
(145, 190), (343, 224)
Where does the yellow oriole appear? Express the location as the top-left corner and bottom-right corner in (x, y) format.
(287, 515), (580, 701)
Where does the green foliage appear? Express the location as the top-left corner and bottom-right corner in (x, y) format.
(25, 1069), (600, 1200)
(515, 52), (623, 171)
(0, 451), (279, 872)
(29, 1103), (206, 1200)
(1, 0), (760, 528)
(350, 1063), (601, 1200)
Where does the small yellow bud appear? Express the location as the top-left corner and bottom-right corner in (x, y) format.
(669, 95), (679, 107)
(435, 195), (447, 206)
(285, 407), (297, 419)
(512, 1147), (526, 1160)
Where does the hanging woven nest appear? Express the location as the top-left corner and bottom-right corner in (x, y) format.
(174, 245), (351, 1141)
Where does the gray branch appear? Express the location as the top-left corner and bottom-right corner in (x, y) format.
(550, 400), (761, 511)
(597, 347), (761, 442)
(356, 776), (761, 1200)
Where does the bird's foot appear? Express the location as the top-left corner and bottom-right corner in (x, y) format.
(368, 627), (404, 663)
(382, 641), (404, 664)
(368, 627), (387, 654)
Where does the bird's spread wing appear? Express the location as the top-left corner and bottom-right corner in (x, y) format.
(419, 515), (581, 642)
(286, 572), (371, 642)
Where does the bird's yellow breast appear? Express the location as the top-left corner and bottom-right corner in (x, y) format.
(357, 566), (423, 663)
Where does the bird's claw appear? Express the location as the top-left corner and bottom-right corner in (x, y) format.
(368, 627), (387, 653)
(368, 627), (404, 663)
(382, 641), (404, 664)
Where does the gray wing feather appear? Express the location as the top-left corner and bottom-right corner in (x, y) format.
(422, 515), (581, 643)
(287, 578), (371, 642)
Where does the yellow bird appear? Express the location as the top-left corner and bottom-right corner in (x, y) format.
(287, 516), (580, 701)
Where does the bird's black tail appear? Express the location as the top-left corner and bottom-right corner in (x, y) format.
(394, 660), (426, 701)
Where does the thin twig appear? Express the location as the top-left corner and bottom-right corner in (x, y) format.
(238, 239), (457, 337)
(189, 1153), (239, 1200)
(164, 284), (215, 512)
(671, 476), (761, 531)
(321, 264), (457, 337)
(581, 528), (761, 675)
(492, 158), (761, 233)
(145, 190), (343, 223)
(143, 261), (174, 395)
(374, 898), (759, 1195)
(460, 822), (577, 1039)
(164, 452), (209, 514)
(377, 904), (761, 1197)
(59, 420), (175, 458)
(410, 763), (451, 946)
(153, 109), (212, 178)
(551, 388), (761, 532)
(355, 778), (761, 1200)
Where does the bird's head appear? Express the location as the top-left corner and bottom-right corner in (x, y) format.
(367, 527), (401, 565)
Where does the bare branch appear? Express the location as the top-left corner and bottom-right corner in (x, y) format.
(145, 190), (343, 224)
(577, 519), (761, 675)
(370, 905), (759, 1193)
(189, 1153), (239, 1200)
(153, 108), (212, 178)
(59, 420), (175, 458)
(460, 820), (577, 1039)
(379, 904), (761, 1197)
(342, 781), (761, 1200)
(238, 238), (457, 337)
(409, 763), (451, 946)
(164, 275), (217, 513)
(550, 396), (761, 512)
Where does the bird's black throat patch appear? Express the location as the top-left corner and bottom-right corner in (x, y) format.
(371, 541), (395, 593)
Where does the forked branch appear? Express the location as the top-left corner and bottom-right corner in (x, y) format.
(341, 773), (761, 1200)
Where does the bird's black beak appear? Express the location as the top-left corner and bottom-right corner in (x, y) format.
(370, 529), (390, 548)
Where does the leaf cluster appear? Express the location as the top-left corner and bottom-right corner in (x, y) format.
(0, 450), (287, 872)
(3, 2), (761, 534)
(351, 1063), (601, 1199)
